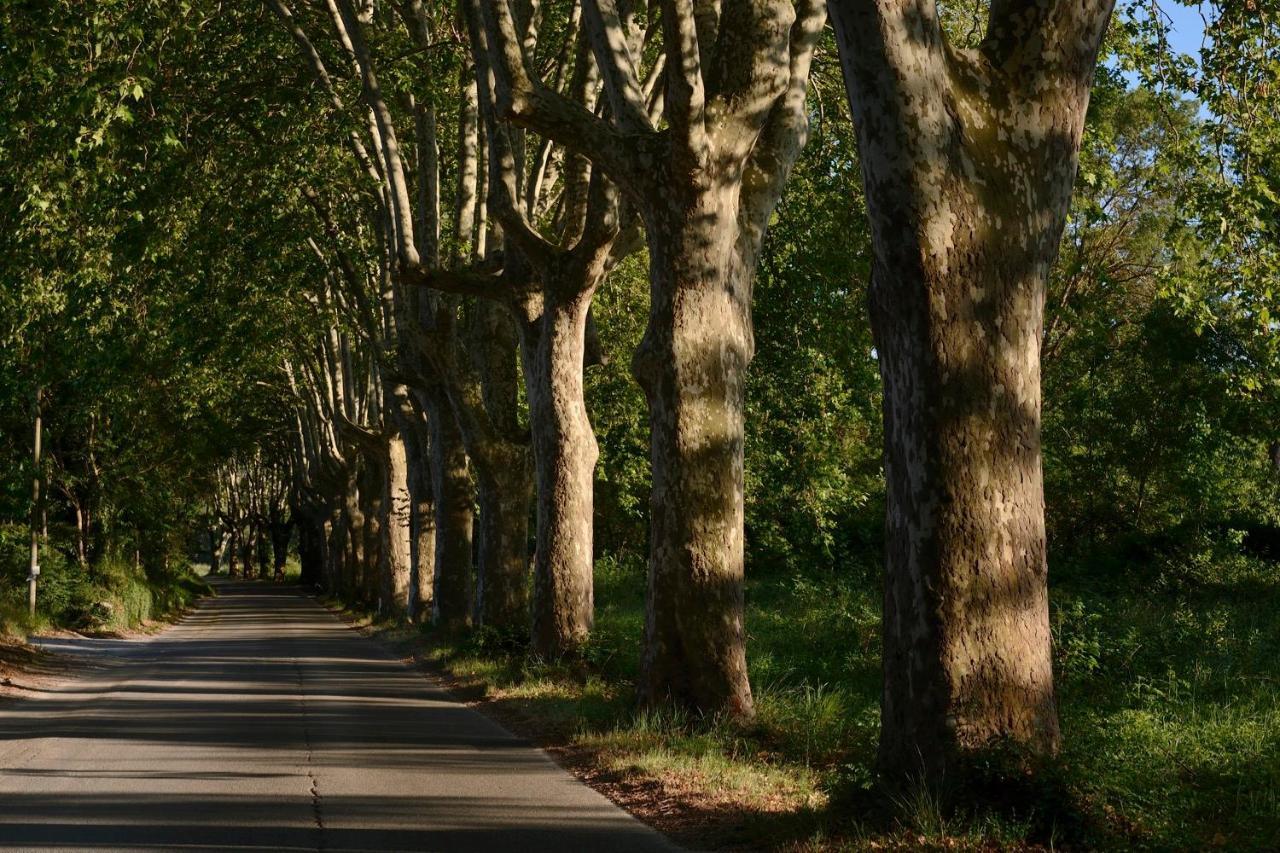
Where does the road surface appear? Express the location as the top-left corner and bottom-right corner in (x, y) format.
(0, 582), (680, 852)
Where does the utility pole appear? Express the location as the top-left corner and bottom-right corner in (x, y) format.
(29, 389), (43, 618)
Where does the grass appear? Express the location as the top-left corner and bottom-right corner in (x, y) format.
(393, 541), (1280, 851)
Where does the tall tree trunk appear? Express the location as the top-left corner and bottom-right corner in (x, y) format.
(361, 468), (383, 605)
(401, 414), (436, 622)
(325, 510), (344, 592)
(421, 385), (474, 629)
(240, 531), (254, 582)
(256, 526), (270, 579)
(269, 510), (292, 580)
(632, 196), (754, 718)
(383, 428), (413, 616)
(480, 0), (826, 719)
(228, 526), (241, 579)
(210, 526), (226, 575)
(296, 507), (324, 586)
(827, 0), (1114, 786)
(74, 503), (90, 569)
(474, 452), (532, 630)
(457, 301), (532, 631)
(523, 290), (598, 658)
(340, 471), (364, 600)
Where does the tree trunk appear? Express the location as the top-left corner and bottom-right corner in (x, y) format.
(523, 289), (598, 658)
(827, 0), (1114, 787)
(269, 512), (292, 580)
(383, 429), (413, 616)
(297, 508), (324, 586)
(869, 244), (1060, 782)
(632, 193), (755, 719)
(422, 385), (473, 629)
(210, 527), (226, 575)
(228, 526), (241, 579)
(361, 468), (383, 605)
(240, 531), (254, 582)
(74, 503), (90, 569)
(402, 417), (436, 622)
(474, 451), (532, 630)
(340, 472), (364, 600)
(256, 526), (271, 579)
(458, 301), (532, 632)
(324, 511), (343, 592)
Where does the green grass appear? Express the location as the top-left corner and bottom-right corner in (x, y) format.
(414, 543), (1280, 850)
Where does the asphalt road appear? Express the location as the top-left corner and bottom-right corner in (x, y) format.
(0, 582), (681, 852)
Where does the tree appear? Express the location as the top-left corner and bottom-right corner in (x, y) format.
(825, 0), (1116, 784)
(483, 0), (827, 717)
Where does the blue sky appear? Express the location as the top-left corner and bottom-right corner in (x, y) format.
(1158, 2), (1208, 58)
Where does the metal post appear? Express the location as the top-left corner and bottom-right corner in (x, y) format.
(28, 390), (43, 618)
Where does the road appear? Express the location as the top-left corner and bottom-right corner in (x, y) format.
(0, 582), (680, 852)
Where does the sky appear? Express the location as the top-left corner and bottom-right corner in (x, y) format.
(1159, 2), (1209, 58)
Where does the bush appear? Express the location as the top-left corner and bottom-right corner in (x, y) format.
(0, 524), (208, 633)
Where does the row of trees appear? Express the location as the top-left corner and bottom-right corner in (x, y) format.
(4, 0), (1277, 796)
(227, 0), (1119, 788)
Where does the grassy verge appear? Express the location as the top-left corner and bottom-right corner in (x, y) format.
(331, 540), (1280, 851)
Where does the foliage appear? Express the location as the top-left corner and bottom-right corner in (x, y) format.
(2, 1), (1280, 850)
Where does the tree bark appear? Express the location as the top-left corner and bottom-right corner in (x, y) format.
(269, 508), (292, 580)
(395, 393), (436, 622)
(228, 525), (241, 579)
(827, 0), (1115, 786)
(480, 0), (826, 719)
(523, 285), (599, 658)
(632, 194), (755, 717)
(340, 471), (364, 599)
(456, 301), (533, 631)
(256, 526), (270, 579)
(383, 427), (413, 616)
(361, 466), (383, 605)
(473, 449), (533, 630)
(421, 384), (474, 629)
(296, 507), (324, 586)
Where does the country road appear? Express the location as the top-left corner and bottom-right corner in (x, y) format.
(0, 582), (681, 852)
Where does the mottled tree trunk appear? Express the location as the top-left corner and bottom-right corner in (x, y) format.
(422, 385), (474, 629)
(209, 526), (225, 576)
(325, 511), (343, 592)
(269, 512), (292, 580)
(383, 429), (413, 616)
(523, 289), (598, 658)
(394, 393), (436, 622)
(632, 194), (755, 718)
(827, 0), (1114, 787)
(474, 450), (533, 630)
(463, 302), (533, 631)
(406, 428), (436, 621)
(340, 473), (364, 600)
(361, 470), (383, 605)
(482, 0), (827, 718)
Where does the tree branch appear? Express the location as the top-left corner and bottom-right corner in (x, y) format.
(480, 0), (647, 195)
(580, 0), (653, 133)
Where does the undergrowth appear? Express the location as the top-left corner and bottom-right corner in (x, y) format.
(408, 538), (1280, 851)
(0, 523), (210, 638)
